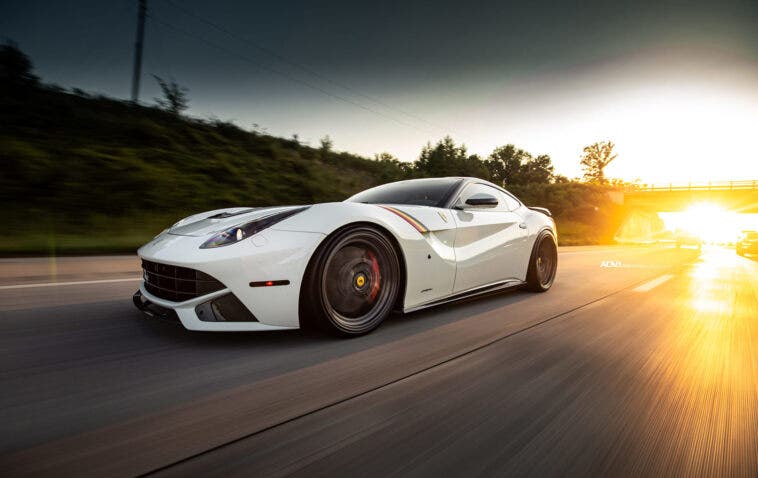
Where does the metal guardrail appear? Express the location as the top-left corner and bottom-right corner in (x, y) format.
(626, 180), (758, 192)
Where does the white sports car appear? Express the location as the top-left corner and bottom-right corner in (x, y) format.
(133, 177), (558, 336)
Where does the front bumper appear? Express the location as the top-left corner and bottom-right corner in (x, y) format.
(135, 228), (325, 331)
(133, 290), (180, 323)
(134, 286), (297, 331)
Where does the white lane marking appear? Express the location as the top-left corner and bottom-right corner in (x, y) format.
(0, 277), (142, 290)
(633, 274), (675, 292)
(559, 249), (618, 255)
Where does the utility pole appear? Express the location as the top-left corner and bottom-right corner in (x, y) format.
(131, 0), (147, 103)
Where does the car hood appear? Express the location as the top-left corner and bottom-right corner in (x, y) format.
(168, 206), (306, 237)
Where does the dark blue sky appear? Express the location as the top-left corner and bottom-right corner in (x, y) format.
(2, 0), (757, 180)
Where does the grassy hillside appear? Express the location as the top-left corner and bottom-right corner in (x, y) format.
(1, 84), (410, 254)
(1, 83), (623, 254)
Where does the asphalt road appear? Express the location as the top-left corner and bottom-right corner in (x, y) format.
(1, 246), (756, 477)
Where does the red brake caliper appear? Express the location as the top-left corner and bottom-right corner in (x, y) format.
(367, 250), (381, 303)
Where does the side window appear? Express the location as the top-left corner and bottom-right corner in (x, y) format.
(500, 190), (521, 211)
(455, 183), (499, 209)
(455, 183), (520, 211)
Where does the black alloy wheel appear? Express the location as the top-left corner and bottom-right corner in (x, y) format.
(525, 231), (558, 292)
(302, 226), (401, 336)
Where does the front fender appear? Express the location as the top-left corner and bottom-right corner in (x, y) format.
(273, 203), (458, 309)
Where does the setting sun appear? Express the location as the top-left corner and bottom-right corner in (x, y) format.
(659, 202), (755, 243)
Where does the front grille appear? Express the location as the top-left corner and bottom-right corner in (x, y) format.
(142, 260), (225, 302)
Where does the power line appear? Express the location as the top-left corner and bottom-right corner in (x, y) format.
(155, 0), (457, 136)
(149, 14), (438, 134)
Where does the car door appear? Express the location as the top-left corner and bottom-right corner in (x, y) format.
(451, 183), (530, 292)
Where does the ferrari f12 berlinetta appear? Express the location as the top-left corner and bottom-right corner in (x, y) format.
(134, 177), (558, 336)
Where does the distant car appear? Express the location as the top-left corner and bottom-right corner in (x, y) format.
(133, 177), (558, 336)
(675, 229), (702, 250)
(736, 231), (758, 256)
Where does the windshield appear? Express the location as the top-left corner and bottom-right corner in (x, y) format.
(347, 178), (462, 207)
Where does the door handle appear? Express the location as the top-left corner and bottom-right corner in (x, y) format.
(519, 223), (527, 229)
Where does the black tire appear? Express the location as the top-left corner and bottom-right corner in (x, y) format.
(525, 231), (558, 292)
(301, 226), (401, 336)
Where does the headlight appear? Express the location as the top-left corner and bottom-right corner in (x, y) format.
(200, 207), (309, 249)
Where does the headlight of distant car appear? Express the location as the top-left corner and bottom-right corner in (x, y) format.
(200, 207), (309, 249)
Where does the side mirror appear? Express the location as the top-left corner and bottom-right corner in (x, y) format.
(465, 193), (498, 208)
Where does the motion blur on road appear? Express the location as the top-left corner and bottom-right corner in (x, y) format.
(4, 0), (758, 475)
(1, 244), (756, 476)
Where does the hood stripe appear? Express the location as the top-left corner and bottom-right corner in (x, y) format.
(378, 205), (429, 233)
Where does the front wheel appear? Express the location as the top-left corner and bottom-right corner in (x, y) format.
(301, 226), (401, 336)
(525, 231), (558, 292)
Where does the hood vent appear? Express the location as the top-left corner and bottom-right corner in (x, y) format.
(207, 208), (259, 219)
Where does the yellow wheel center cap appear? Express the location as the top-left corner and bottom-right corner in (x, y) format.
(355, 275), (366, 287)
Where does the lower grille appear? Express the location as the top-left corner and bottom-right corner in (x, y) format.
(195, 293), (259, 322)
(142, 260), (225, 302)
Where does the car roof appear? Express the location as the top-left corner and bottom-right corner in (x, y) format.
(394, 176), (502, 188)
(386, 177), (518, 208)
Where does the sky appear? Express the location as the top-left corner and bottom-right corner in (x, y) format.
(2, 0), (757, 182)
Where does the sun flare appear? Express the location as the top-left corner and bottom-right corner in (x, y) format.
(659, 202), (752, 243)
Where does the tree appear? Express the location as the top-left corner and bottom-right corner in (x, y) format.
(485, 145), (554, 186)
(485, 145), (525, 186)
(414, 136), (488, 178)
(319, 135), (333, 151)
(374, 152), (412, 181)
(153, 75), (189, 114)
(416, 136), (463, 176)
(519, 154), (555, 184)
(580, 141), (617, 184)
(374, 152), (397, 162)
(319, 135), (333, 159)
(0, 41), (39, 86)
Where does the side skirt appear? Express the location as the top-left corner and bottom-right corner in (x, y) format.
(403, 279), (525, 314)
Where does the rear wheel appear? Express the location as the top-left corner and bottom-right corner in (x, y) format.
(525, 231), (558, 292)
(301, 226), (400, 336)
